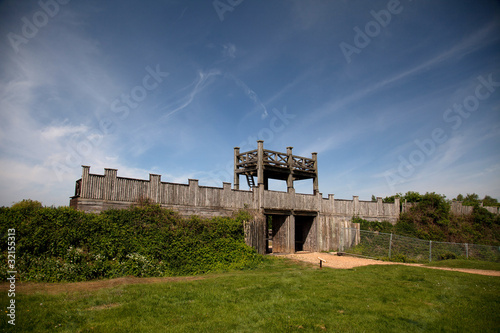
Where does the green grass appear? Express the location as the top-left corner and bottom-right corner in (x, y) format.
(2, 258), (499, 332)
(425, 259), (500, 271)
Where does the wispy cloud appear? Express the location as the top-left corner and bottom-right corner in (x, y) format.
(222, 43), (236, 59)
(225, 73), (268, 119)
(377, 120), (500, 196)
(159, 69), (221, 121)
(263, 68), (318, 106)
(305, 20), (500, 126)
(0, 5), (136, 206)
(40, 123), (89, 141)
(0, 1), (499, 206)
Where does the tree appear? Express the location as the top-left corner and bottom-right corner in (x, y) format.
(11, 199), (43, 210)
(383, 193), (403, 203)
(404, 191), (422, 203)
(463, 193), (480, 206)
(482, 195), (499, 207)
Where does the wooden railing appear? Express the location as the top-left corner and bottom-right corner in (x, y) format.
(263, 150), (288, 167)
(237, 149), (315, 172)
(236, 149), (258, 167)
(291, 155), (315, 172)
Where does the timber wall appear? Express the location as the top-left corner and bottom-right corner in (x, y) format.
(68, 167), (396, 254)
(69, 167), (498, 254)
(402, 200), (499, 215)
(71, 167), (400, 221)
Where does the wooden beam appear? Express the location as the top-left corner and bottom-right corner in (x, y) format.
(234, 147), (240, 190)
(257, 140), (264, 186)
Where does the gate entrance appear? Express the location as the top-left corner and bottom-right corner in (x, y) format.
(266, 213), (316, 253)
(295, 215), (314, 251)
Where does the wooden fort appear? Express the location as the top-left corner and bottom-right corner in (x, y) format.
(70, 141), (401, 254)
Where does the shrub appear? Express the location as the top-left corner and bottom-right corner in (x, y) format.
(391, 253), (411, 263)
(0, 206), (263, 282)
(354, 217), (393, 233)
(438, 251), (457, 261)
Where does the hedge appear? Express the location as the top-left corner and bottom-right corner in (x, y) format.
(0, 204), (262, 282)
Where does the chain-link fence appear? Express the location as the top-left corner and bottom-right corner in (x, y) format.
(340, 228), (500, 263)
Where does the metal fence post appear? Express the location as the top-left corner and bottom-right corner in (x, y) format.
(465, 243), (468, 259)
(429, 240), (432, 262)
(388, 233), (393, 259)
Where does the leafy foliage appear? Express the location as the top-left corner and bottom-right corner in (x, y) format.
(454, 193), (500, 207)
(10, 199), (43, 210)
(352, 218), (393, 233)
(358, 192), (500, 246)
(0, 203), (262, 282)
(381, 191), (423, 204)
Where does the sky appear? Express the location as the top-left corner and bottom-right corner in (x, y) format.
(0, 0), (499, 207)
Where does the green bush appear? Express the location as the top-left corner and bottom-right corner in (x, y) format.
(355, 218), (393, 233)
(0, 205), (262, 282)
(438, 251), (457, 261)
(350, 192), (500, 262)
(391, 253), (410, 263)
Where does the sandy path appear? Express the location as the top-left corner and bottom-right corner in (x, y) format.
(279, 252), (500, 277)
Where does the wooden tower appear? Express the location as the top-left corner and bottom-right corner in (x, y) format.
(234, 140), (318, 194)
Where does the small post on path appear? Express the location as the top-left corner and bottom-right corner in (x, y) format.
(318, 257), (326, 269)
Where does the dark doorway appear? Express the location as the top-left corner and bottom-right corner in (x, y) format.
(295, 215), (314, 252)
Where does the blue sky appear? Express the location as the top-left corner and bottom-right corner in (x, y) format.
(0, 0), (499, 207)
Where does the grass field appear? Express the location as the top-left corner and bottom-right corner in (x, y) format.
(2, 257), (499, 332)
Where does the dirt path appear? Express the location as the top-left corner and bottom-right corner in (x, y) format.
(280, 252), (500, 277)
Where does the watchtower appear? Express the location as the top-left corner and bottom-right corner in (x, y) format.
(234, 140), (318, 194)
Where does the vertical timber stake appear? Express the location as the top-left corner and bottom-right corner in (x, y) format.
(388, 233), (393, 259)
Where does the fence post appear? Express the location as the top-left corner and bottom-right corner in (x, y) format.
(465, 243), (468, 259)
(429, 240), (432, 262)
(388, 233), (393, 259)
